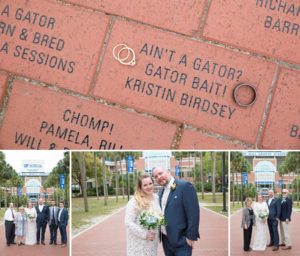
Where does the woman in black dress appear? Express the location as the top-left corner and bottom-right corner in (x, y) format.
(241, 197), (256, 251)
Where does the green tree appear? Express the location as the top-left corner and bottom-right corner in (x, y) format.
(230, 152), (251, 205)
(279, 152), (300, 205)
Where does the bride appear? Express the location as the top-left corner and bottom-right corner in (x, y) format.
(125, 173), (162, 256)
(25, 201), (37, 245)
(252, 194), (269, 251)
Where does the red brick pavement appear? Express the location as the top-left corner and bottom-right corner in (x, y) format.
(0, 0), (298, 149)
(0, 223), (69, 256)
(72, 206), (228, 256)
(230, 209), (300, 256)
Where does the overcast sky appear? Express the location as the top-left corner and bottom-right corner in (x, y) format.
(2, 151), (66, 173)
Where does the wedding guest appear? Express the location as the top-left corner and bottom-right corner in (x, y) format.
(15, 206), (27, 246)
(49, 199), (59, 245)
(58, 201), (68, 248)
(280, 189), (292, 250)
(241, 197), (255, 252)
(4, 203), (16, 246)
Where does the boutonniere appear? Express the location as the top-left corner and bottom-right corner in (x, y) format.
(171, 182), (177, 191)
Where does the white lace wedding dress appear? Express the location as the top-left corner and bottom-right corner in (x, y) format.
(252, 202), (269, 251)
(25, 207), (37, 245)
(125, 194), (161, 256)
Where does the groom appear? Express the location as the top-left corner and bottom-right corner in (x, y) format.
(153, 167), (200, 256)
(267, 189), (281, 251)
(36, 198), (49, 245)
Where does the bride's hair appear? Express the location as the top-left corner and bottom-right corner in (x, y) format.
(134, 173), (154, 211)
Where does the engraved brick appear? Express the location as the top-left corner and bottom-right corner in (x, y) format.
(64, 0), (205, 36)
(0, 0), (109, 94)
(0, 80), (176, 149)
(261, 68), (300, 149)
(94, 19), (276, 144)
(203, 0), (300, 64)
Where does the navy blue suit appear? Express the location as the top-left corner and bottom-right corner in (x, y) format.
(267, 197), (281, 246)
(280, 197), (292, 221)
(36, 205), (49, 243)
(58, 208), (68, 244)
(159, 179), (200, 256)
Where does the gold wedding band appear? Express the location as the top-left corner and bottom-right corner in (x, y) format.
(113, 43), (136, 66)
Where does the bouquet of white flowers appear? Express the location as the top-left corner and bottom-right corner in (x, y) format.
(139, 210), (166, 230)
(27, 213), (35, 222)
(258, 209), (268, 220)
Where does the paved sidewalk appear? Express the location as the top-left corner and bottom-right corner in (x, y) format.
(0, 223), (69, 256)
(72, 206), (228, 256)
(230, 209), (300, 256)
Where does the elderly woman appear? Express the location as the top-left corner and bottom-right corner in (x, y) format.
(15, 206), (27, 245)
(241, 197), (256, 252)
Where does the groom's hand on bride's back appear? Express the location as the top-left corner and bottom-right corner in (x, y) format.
(186, 238), (194, 248)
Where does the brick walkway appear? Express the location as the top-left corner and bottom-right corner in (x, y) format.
(72, 206), (228, 256)
(230, 209), (300, 256)
(0, 223), (69, 256)
(0, 0), (298, 149)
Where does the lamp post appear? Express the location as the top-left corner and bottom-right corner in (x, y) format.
(241, 161), (247, 204)
(222, 152), (227, 212)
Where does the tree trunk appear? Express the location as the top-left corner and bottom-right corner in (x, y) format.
(232, 169), (235, 207)
(94, 152), (99, 200)
(115, 159), (119, 202)
(102, 155), (108, 206)
(75, 152), (88, 212)
(297, 168), (299, 206)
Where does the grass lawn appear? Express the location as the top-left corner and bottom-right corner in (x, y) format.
(230, 202), (243, 215)
(293, 204), (300, 210)
(204, 206), (228, 217)
(72, 196), (128, 229)
(198, 193), (225, 204)
(0, 209), (4, 220)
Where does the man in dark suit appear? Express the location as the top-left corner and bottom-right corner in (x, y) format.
(58, 201), (68, 248)
(4, 203), (16, 246)
(36, 198), (49, 245)
(280, 189), (292, 250)
(48, 199), (59, 245)
(153, 167), (200, 256)
(267, 189), (281, 251)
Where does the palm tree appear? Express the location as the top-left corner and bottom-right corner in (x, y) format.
(93, 152), (99, 200)
(74, 152), (88, 212)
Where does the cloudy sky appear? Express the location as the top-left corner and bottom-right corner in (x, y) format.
(2, 150), (66, 173)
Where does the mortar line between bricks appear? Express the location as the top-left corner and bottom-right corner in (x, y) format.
(199, 0), (212, 35)
(7, 75), (257, 148)
(183, 125), (256, 149)
(170, 124), (184, 149)
(88, 16), (116, 97)
(255, 63), (280, 148)
(0, 75), (15, 130)
(55, 0), (300, 70)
